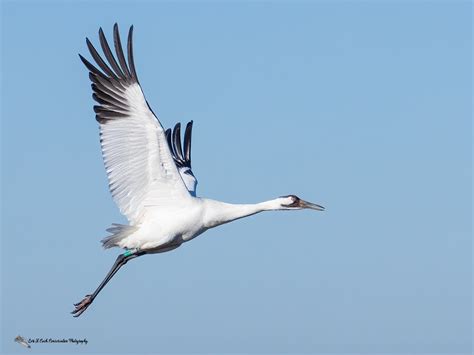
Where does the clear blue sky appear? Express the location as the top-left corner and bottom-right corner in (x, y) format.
(1, 1), (471, 354)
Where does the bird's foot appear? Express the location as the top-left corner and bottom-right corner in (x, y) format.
(71, 294), (93, 317)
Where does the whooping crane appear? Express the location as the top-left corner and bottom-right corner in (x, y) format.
(72, 24), (325, 317)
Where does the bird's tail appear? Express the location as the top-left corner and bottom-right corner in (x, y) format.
(101, 223), (137, 249)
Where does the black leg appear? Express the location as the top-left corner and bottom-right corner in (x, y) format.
(71, 249), (145, 317)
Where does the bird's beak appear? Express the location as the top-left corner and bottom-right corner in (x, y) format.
(299, 199), (325, 211)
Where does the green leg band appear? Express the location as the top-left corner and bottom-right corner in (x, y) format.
(123, 249), (134, 257)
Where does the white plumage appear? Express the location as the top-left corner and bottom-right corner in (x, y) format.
(72, 24), (324, 317)
(100, 82), (190, 224)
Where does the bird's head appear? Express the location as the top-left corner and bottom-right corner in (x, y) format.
(278, 195), (325, 211)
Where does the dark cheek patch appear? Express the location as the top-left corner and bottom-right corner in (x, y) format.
(287, 198), (300, 208)
(282, 195), (300, 208)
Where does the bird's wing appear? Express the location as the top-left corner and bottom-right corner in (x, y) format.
(165, 121), (198, 196)
(80, 24), (191, 223)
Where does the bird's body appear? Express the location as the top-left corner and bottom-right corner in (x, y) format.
(115, 199), (204, 251)
(105, 198), (296, 251)
(72, 24), (324, 317)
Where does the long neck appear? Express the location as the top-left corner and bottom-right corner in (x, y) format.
(201, 198), (280, 229)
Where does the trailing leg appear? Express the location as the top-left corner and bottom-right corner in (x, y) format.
(71, 249), (145, 317)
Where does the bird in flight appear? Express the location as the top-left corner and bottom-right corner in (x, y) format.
(72, 24), (325, 317)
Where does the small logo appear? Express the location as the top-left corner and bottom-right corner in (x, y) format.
(14, 335), (31, 349)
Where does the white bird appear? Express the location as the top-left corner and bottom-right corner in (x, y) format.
(72, 24), (325, 317)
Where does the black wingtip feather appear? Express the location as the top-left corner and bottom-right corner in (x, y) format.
(165, 128), (175, 157)
(173, 123), (185, 162)
(79, 53), (108, 80)
(99, 26), (125, 80)
(86, 37), (118, 79)
(127, 25), (138, 81)
(113, 23), (132, 80)
(165, 128), (172, 145)
(184, 120), (193, 165)
(92, 93), (105, 105)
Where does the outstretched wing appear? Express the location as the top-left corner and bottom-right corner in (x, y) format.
(79, 24), (191, 223)
(165, 121), (198, 196)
